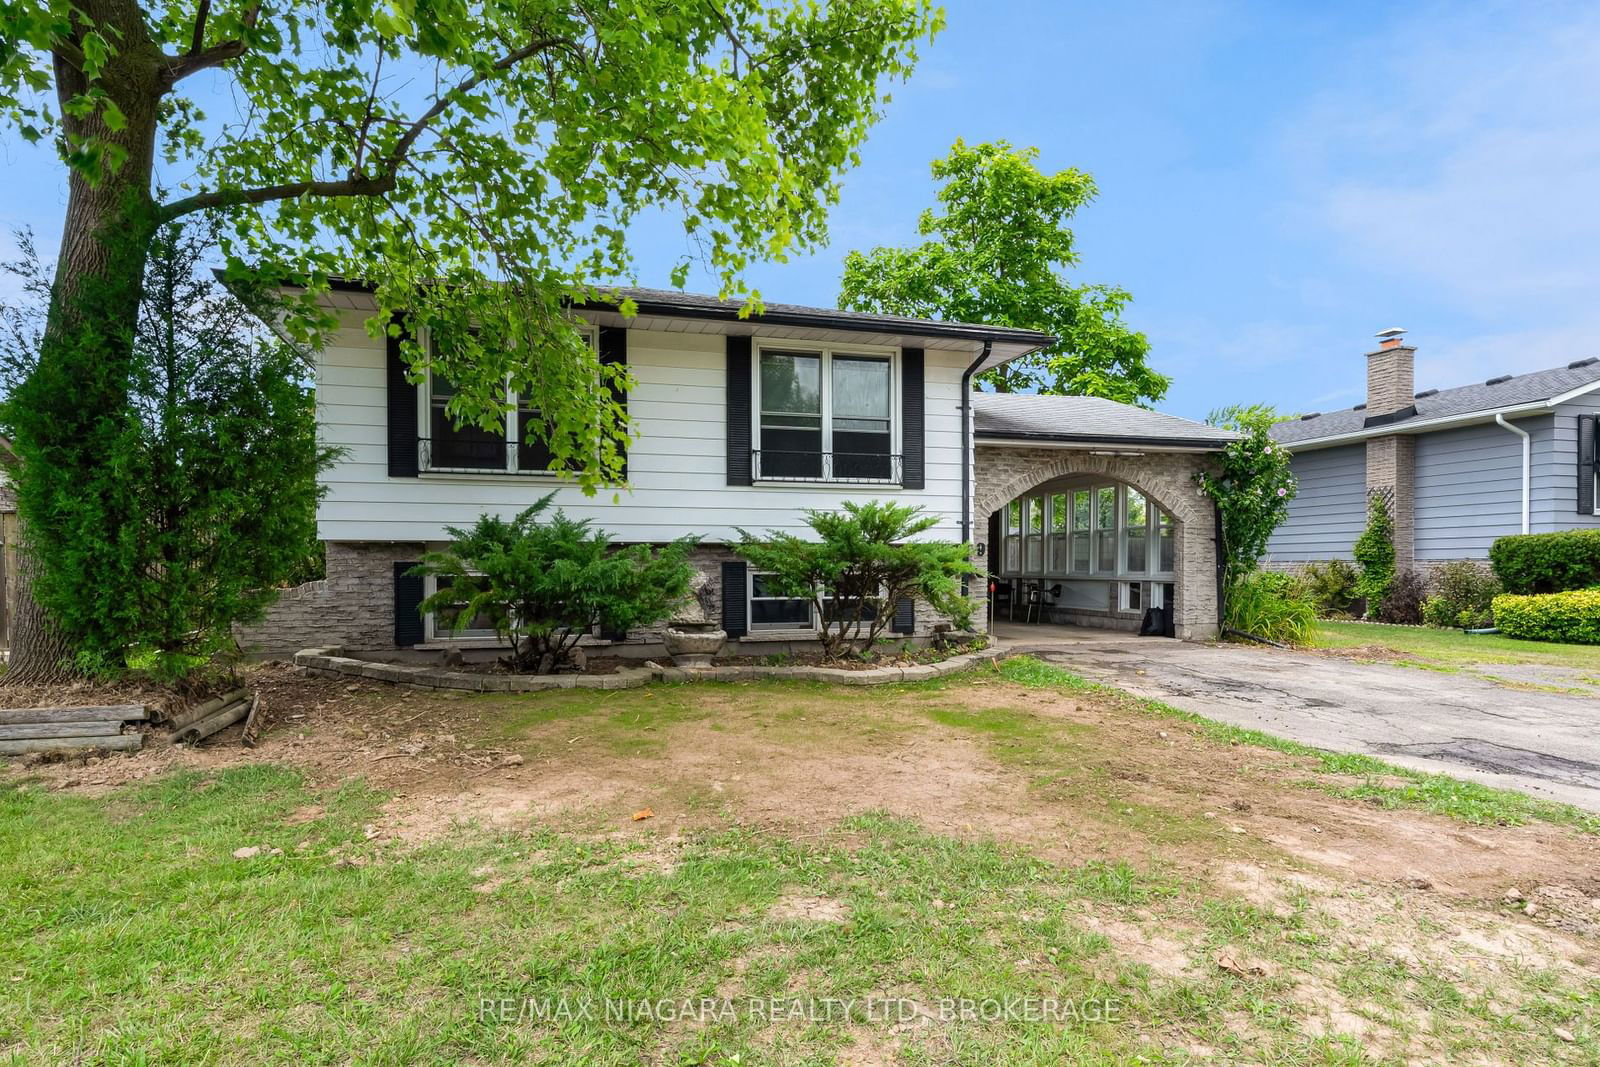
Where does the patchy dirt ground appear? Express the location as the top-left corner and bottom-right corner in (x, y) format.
(7, 661), (1600, 1061)
(13, 663), (1600, 908)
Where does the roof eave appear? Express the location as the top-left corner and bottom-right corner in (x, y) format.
(975, 431), (1232, 453)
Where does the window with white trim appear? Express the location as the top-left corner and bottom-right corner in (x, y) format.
(422, 575), (499, 641)
(755, 345), (896, 482)
(1003, 500), (1022, 572)
(999, 484), (1177, 581)
(1120, 581), (1143, 613)
(749, 571), (813, 631)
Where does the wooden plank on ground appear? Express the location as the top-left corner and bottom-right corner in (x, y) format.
(0, 722), (124, 740)
(0, 705), (147, 726)
(241, 693), (264, 748)
(166, 688), (249, 731)
(0, 734), (141, 755)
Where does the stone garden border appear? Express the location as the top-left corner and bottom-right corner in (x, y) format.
(293, 644), (1009, 692)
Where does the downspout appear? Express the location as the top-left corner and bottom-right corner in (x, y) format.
(959, 342), (992, 545)
(1494, 413), (1531, 534)
(961, 342), (991, 608)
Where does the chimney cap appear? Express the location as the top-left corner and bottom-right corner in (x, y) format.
(1375, 327), (1407, 340)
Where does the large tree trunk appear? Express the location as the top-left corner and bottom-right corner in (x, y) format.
(2, 528), (75, 686)
(5, 0), (164, 677)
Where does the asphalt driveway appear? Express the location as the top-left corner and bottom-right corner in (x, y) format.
(1006, 631), (1600, 812)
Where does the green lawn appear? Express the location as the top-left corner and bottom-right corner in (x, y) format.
(1315, 619), (1600, 671)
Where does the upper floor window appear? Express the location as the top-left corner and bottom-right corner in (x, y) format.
(754, 345), (896, 483)
(420, 329), (590, 474)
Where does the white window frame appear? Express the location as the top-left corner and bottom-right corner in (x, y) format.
(418, 326), (596, 476)
(422, 574), (500, 642)
(747, 570), (816, 633)
(1120, 580), (1144, 614)
(998, 483), (1177, 582)
(751, 341), (900, 485)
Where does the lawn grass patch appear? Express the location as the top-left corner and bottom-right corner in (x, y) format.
(991, 657), (1600, 834)
(1316, 620), (1600, 670)
(0, 768), (1453, 1065)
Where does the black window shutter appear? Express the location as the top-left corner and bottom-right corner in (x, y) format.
(721, 561), (748, 637)
(892, 597), (915, 634)
(394, 562), (425, 647)
(900, 347), (925, 489)
(386, 314), (419, 477)
(599, 326), (628, 479)
(726, 336), (753, 486)
(1580, 414), (1598, 515)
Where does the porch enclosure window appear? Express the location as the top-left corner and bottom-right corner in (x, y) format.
(1003, 500), (1022, 572)
(756, 347), (894, 481)
(996, 483), (1176, 582)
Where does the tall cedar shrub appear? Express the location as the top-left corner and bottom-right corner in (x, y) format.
(416, 495), (696, 673)
(1489, 530), (1600, 594)
(1, 221), (337, 677)
(735, 501), (975, 661)
(1352, 494), (1396, 614)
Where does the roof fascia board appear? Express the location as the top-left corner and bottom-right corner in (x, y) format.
(975, 434), (1230, 453)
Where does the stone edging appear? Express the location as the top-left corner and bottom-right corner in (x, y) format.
(292, 645), (1008, 692)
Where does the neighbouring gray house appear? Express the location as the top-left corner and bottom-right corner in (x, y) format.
(1266, 329), (1600, 573)
(238, 286), (1234, 656)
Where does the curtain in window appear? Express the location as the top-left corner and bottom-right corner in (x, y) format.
(831, 356), (892, 479)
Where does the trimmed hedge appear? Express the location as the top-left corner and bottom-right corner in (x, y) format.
(1489, 530), (1600, 594)
(1491, 588), (1600, 645)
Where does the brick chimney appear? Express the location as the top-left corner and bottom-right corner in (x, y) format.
(1364, 328), (1415, 575)
(1365, 327), (1415, 419)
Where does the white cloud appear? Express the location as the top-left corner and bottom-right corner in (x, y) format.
(1287, 2), (1600, 315)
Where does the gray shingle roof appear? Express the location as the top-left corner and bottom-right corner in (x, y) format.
(973, 392), (1237, 448)
(1271, 359), (1600, 445)
(588, 287), (1058, 347)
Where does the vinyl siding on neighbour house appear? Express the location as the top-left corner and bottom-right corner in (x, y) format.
(1413, 417), (1549, 560)
(1536, 399), (1600, 532)
(314, 308), (971, 544)
(1265, 444), (1366, 562)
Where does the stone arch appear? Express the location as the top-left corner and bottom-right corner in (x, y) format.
(975, 449), (1209, 535)
(973, 445), (1220, 640)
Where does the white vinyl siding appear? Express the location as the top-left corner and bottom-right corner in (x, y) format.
(313, 309), (970, 543)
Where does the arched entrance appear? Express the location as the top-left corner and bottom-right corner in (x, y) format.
(975, 446), (1219, 640)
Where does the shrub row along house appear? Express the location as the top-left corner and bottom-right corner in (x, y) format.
(1266, 329), (1600, 573)
(238, 288), (1234, 658)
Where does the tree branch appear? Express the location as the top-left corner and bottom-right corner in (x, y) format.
(161, 1), (260, 85)
(381, 37), (567, 171)
(159, 174), (397, 221)
(161, 33), (568, 221)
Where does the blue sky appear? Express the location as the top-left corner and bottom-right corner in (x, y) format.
(4, 0), (1598, 421)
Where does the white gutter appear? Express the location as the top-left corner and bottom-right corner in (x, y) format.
(1494, 413), (1531, 534)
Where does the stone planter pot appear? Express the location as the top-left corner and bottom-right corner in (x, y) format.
(663, 622), (726, 667)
